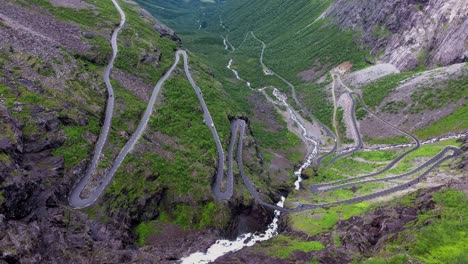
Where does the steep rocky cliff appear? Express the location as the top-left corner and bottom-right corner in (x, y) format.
(325, 0), (468, 70)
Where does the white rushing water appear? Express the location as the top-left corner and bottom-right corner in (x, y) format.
(179, 87), (320, 263)
(180, 197), (286, 264)
(272, 88), (318, 190)
(180, 45), (322, 263)
(226, 60), (256, 91)
(370, 132), (468, 151)
(227, 59), (241, 80)
(222, 37), (229, 50)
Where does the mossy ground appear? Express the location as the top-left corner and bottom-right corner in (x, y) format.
(362, 189), (468, 264)
(2, 0), (235, 238)
(255, 235), (324, 259)
(287, 139), (462, 239)
(360, 68), (467, 140)
(4, 0), (465, 257)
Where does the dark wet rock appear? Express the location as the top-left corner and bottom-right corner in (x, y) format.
(17, 78), (44, 93)
(226, 200), (273, 239)
(137, 223), (218, 263)
(457, 137), (468, 170)
(0, 104), (22, 153)
(461, 137), (468, 152)
(0, 138), (14, 152)
(2, 171), (36, 219)
(83, 32), (95, 39)
(23, 151), (64, 179)
(58, 111), (89, 127)
(23, 131), (66, 153)
(140, 49), (161, 65)
(135, 192), (163, 222)
(312, 248), (352, 264)
(45, 118), (60, 132)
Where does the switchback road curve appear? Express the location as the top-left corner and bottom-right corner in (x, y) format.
(69, 0), (243, 207)
(249, 31), (338, 167)
(70, 1), (463, 213)
(310, 76), (423, 192)
(231, 121), (461, 213)
(69, 0), (126, 209)
(70, 48), (236, 207)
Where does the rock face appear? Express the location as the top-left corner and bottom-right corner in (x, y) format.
(0, 1), (278, 262)
(137, 4), (181, 43)
(458, 136), (468, 171)
(217, 184), (463, 263)
(325, 0), (468, 70)
(153, 22), (181, 43)
(358, 63), (467, 138)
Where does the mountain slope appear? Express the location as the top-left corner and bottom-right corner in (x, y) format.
(137, 0), (467, 263)
(0, 0), (467, 263)
(325, 0), (468, 70)
(0, 0), (284, 262)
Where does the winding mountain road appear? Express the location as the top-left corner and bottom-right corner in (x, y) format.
(331, 73), (340, 142)
(310, 76), (423, 190)
(69, 0), (232, 207)
(312, 146), (460, 193)
(69, 0), (126, 209)
(225, 34), (461, 212)
(307, 76), (465, 199)
(326, 89), (363, 165)
(228, 91), (460, 212)
(70, 3), (244, 207)
(69, 1), (462, 214)
(321, 73), (420, 166)
(70, 48), (235, 207)
(232, 120), (461, 213)
(249, 31), (338, 168)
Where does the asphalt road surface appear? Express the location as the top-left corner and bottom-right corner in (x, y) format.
(69, 2), (462, 212)
(69, 0), (126, 209)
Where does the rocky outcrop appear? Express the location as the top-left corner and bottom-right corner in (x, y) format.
(458, 136), (468, 171)
(137, 2), (181, 43)
(218, 183), (463, 263)
(153, 22), (181, 43)
(325, 0), (468, 70)
(0, 95), (203, 262)
(358, 63), (467, 138)
(0, 1), (90, 54)
(0, 99), (68, 219)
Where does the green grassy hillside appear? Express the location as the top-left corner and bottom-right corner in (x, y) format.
(136, 0), (372, 131)
(131, 1), (467, 263)
(0, 0), (250, 243)
(0, 0), (466, 262)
